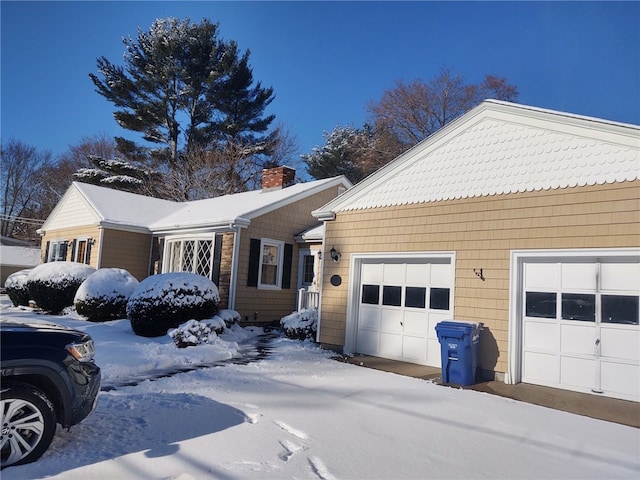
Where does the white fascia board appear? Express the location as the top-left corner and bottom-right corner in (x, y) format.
(151, 217), (251, 236)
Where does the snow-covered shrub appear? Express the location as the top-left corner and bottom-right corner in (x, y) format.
(26, 262), (96, 314)
(280, 308), (318, 340)
(4, 269), (32, 307)
(169, 310), (241, 348)
(126, 272), (220, 337)
(169, 319), (220, 348)
(215, 309), (242, 329)
(74, 268), (139, 322)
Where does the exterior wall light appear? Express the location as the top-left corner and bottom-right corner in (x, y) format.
(330, 247), (341, 263)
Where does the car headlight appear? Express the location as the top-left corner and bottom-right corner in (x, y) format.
(66, 340), (95, 362)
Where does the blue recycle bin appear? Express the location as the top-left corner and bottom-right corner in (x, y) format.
(435, 320), (483, 386)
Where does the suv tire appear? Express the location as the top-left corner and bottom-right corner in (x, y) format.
(1, 384), (57, 468)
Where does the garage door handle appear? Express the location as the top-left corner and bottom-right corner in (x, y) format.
(595, 338), (600, 346)
(400, 321), (404, 327)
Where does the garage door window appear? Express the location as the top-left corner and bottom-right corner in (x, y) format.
(361, 284), (449, 310)
(362, 285), (379, 304)
(430, 288), (450, 310)
(382, 286), (402, 306)
(562, 293), (595, 322)
(602, 295), (639, 325)
(526, 292), (556, 318)
(405, 287), (426, 308)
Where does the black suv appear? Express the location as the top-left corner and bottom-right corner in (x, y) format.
(1, 320), (101, 468)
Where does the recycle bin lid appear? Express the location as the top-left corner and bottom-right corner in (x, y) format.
(436, 320), (483, 329)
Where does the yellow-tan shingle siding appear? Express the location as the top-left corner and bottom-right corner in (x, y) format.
(100, 229), (152, 280)
(320, 180), (640, 374)
(40, 225), (101, 267)
(234, 186), (345, 322)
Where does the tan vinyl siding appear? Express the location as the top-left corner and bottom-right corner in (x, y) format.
(100, 229), (153, 281)
(320, 180), (640, 374)
(234, 186), (344, 323)
(40, 225), (101, 267)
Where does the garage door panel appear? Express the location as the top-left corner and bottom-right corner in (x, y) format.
(402, 336), (427, 363)
(525, 263), (560, 289)
(357, 329), (379, 356)
(379, 332), (402, 357)
(560, 323), (596, 356)
(601, 327), (639, 361)
(601, 263), (640, 291)
(601, 362), (640, 398)
(561, 263), (598, 290)
(431, 263), (453, 285)
(380, 309), (403, 333)
(406, 263), (429, 286)
(361, 263), (383, 283)
(359, 305), (380, 330)
(403, 311), (428, 335)
(560, 356), (596, 389)
(523, 351), (558, 383)
(524, 320), (559, 351)
(383, 263), (406, 284)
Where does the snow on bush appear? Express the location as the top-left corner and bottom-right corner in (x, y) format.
(26, 262), (96, 314)
(127, 272), (220, 337)
(4, 269), (32, 307)
(74, 268), (139, 322)
(168, 310), (242, 348)
(280, 308), (318, 340)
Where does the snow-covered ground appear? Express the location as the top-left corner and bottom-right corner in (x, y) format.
(2, 297), (639, 480)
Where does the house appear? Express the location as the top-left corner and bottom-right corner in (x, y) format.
(38, 167), (351, 323)
(0, 236), (41, 286)
(312, 100), (639, 402)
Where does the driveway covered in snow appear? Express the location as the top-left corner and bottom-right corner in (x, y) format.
(2, 300), (639, 479)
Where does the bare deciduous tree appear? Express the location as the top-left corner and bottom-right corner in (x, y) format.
(0, 140), (53, 241)
(368, 68), (519, 147)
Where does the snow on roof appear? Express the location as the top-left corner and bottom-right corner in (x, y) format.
(149, 177), (349, 232)
(59, 176), (350, 234)
(295, 223), (324, 243)
(314, 100), (640, 217)
(73, 182), (180, 228)
(0, 245), (41, 267)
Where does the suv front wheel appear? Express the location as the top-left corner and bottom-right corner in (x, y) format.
(1, 384), (57, 468)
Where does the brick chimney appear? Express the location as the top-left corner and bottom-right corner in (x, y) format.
(262, 166), (296, 191)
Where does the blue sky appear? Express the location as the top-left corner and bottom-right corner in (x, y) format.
(2, 1), (639, 163)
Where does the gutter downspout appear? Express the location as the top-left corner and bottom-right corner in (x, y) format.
(96, 227), (105, 269)
(315, 221), (327, 343)
(228, 224), (242, 311)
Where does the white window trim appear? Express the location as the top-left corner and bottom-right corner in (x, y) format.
(162, 234), (217, 279)
(258, 238), (284, 290)
(73, 237), (91, 264)
(48, 240), (68, 262)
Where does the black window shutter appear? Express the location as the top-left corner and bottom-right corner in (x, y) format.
(282, 243), (293, 289)
(212, 234), (223, 285)
(247, 238), (261, 287)
(44, 241), (50, 263)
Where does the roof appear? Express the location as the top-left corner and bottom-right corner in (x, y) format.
(313, 100), (640, 219)
(0, 245), (40, 267)
(295, 223), (324, 243)
(149, 176), (351, 233)
(42, 176), (351, 235)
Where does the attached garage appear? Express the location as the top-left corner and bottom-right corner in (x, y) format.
(510, 250), (639, 401)
(314, 100), (639, 401)
(347, 254), (454, 366)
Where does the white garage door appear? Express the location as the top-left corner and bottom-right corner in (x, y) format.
(356, 258), (454, 366)
(522, 259), (640, 401)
